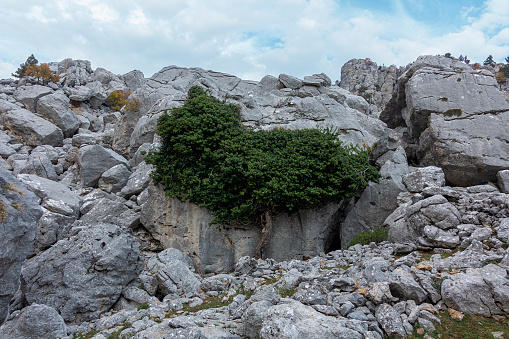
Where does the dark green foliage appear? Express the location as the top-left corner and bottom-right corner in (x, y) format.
(348, 227), (389, 247)
(146, 86), (379, 226)
(444, 53), (453, 59)
(12, 54), (38, 78)
(483, 55), (495, 67)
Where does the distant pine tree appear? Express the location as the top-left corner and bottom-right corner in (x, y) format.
(483, 55), (496, 67)
(12, 54), (38, 78)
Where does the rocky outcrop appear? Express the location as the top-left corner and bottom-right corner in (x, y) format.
(141, 182), (357, 271)
(340, 58), (404, 112)
(0, 304), (69, 339)
(113, 65), (386, 157)
(0, 164), (42, 325)
(380, 55), (509, 186)
(2, 56), (509, 337)
(0, 107), (64, 147)
(140, 183), (261, 273)
(340, 129), (409, 248)
(20, 223), (143, 323)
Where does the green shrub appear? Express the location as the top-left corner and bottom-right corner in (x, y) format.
(136, 303), (149, 310)
(146, 86), (379, 226)
(12, 54), (38, 78)
(348, 227), (389, 247)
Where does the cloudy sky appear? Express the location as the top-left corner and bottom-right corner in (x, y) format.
(1, 0), (508, 82)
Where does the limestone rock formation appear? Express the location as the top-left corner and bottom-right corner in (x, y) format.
(0, 164), (42, 325)
(380, 55), (509, 186)
(340, 58), (404, 112)
(20, 223), (143, 323)
(1, 56), (509, 338)
(0, 304), (69, 339)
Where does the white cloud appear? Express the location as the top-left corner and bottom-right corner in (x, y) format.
(128, 9), (148, 26)
(26, 5), (57, 23)
(1, 0), (508, 81)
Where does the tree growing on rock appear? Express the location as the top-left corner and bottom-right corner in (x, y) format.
(483, 55), (496, 67)
(24, 63), (60, 84)
(11, 54), (38, 78)
(146, 86), (379, 257)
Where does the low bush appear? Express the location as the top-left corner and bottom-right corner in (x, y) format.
(146, 86), (379, 227)
(348, 227), (389, 247)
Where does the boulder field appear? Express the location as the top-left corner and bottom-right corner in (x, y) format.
(0, 55), (508, 338)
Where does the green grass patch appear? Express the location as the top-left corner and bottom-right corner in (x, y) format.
(74, 330), (100, 339)
(136, 303), (149, 310)
(348, 227), (389, 247)
(408, 312), (509, 338)
(443, 108), (462, 117)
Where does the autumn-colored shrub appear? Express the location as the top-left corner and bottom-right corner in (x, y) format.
(496, 71), (507, 84)
(107, 90), (140, 112)
(24, 64), (60, 84)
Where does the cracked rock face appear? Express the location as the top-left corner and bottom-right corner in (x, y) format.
(20, 223), (143, 324)
(381, 55), (509, 186)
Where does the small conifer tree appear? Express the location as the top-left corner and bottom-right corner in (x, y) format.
(12, 54), (38, 78)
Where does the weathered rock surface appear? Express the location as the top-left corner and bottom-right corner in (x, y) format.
(13, 85), (52, 112)
(0, 108), (63, 147)
(381, 55), (509, 186)
(0, 304), (69, 339)
(140, 183), (260, 273)
(78, 144), (129, 187)
(146, 248), (201, 296)
(0, 164), (42, 325)
(442, 264), (509, 316)
(20, 223), (143, 323)
(36, 92), (80, 138)
(340, 58), (404, 112)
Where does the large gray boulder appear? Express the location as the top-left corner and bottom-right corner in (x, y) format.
(78, 144), (129, 187)
(18, 152), (58, 181)
(441, 264), (509, 316)
(0, 108), (63, 147)
(17, 174), (81, 218)
(20, 223), (143, 323)
(375, 303), (407, 339)
(381, 55), (509, 186)
(98, 164), (131, 193)
(0, 304), (68, 339)
(119, 161), (153, 198)
(146, 248), (201, 296)
(13, 85), (52, 112)
(37, 92), (80, 137)
(0, 164), (42, 325)
(255, 299), (364, 339)
(387, 194), (461, 246)
(140, 183), (260, 273)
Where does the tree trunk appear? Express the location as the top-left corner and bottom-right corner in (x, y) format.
(255, 210), (272, 259)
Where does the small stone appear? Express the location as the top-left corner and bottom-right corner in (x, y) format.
(416, 328), (425, 335)
(492, 331), (505, 339)
(416, 264), (432, 271)
(448, 308), (464, 321)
